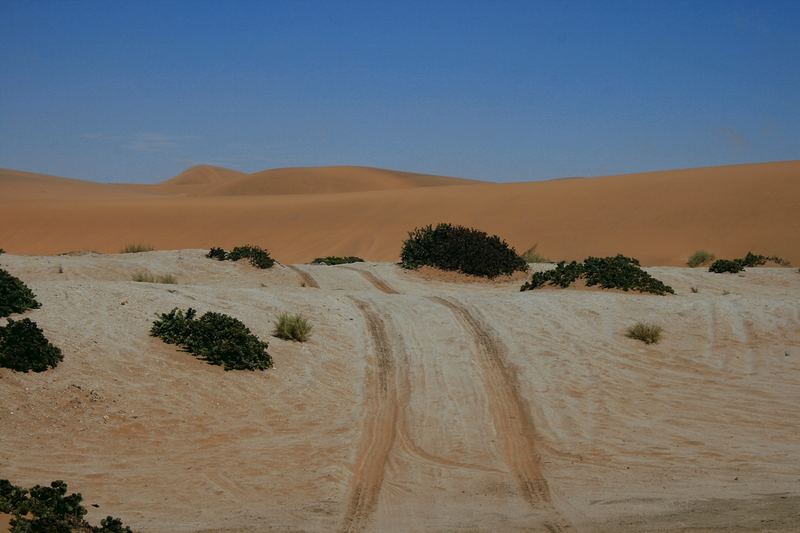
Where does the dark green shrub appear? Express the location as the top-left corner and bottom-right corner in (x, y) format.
(520, 255), (674, 295)
(208, 245), (275, 269)
(687, 250), (715, 267)
(626, 322), (663, 344)
(206, 247), (227, 261)
(400, 223), (527, 278)
(151, 308), (272, 370)
(709, 259), (744, 273)
(521, 261), (583, 290)
(0, 479), (132, 533)
(273, 313), (313, 342)
(0, 269), (41, 318)
(0, 248), (5, 254)
(311, 256), (364, 265)
(0, 318), (63, 372)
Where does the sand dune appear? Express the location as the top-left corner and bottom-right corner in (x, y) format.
(0, 161), (798, 265)
(1, 252), (798, 531)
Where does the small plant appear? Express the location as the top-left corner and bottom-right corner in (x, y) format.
(57, 264), (64, 274)
(311, 256), (364, 265)
(151, 308), (272, 370)
(206, 245), (275, 269)
(691, 287), (699, 293)
(120, 243), (154, 253)
(520, 244), (549, 263)
(625, 322), (663, 344)
(0, 318), (63, 372)
(401, 223), (527, 278)
(521, 255), (674, 295)
(273, 313), (313, 342)
(132, 271), (177, 284)
(0, 268), (41, 318)
(0, 248), (5, 254)
(687, 250), (715, 267)
(0, 479), (132, 532)
(709, 259), (744, 273)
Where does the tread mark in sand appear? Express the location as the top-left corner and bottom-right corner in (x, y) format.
(341, 266), (399, 294)
(340, 297), (399, 533)
(430, 296), (572, 532)
(288, 265), (320, 288)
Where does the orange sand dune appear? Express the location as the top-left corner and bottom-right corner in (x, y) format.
(0, 161), (798, 265)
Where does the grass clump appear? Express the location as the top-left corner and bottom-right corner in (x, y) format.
(206, 245), (275, 269)
(708, 251), (787, 274)
(151, 308), (272, 370)
(120, 243), (154, 253)
(687, 250), (715, 267)
(311, 256), (364, 265)
(521, 255), (674, 295)
(520, 244), (549, 263)
(0, 318), (63, 372)
(0, 479), (132, 532)
(273, 313), (313, 342)
(401, 223), (528, 278)
(132, 271), (177, 284)
(625, 322), (663, 344)
(0, 269), (41, 318)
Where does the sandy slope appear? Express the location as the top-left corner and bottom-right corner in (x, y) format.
(1, 251), (798, 532)
(0, 161), (798, 265)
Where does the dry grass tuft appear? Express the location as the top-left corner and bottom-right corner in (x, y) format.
(626, 322), (662, 344)
(273, 313), (313, 342)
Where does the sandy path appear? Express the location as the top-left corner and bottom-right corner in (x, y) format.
(287, 264), (321, 288)
(340, 266), (400, 295)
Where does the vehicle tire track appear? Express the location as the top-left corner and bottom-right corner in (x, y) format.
(340, 298), (399, 533)
(430, 296), (572, 532)
(341, 266), (399, 294)
(288, 265), (320, 288)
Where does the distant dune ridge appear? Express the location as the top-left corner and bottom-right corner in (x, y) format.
(0, 160), (798, 265)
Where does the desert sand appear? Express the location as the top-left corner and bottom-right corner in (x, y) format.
(1, 161), (798, 265)
(1, 250), (799, 532)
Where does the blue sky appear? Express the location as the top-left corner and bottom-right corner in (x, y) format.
(1, 0), (798, 183)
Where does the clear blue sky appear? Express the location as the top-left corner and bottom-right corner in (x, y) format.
(1, 0), (798, 183)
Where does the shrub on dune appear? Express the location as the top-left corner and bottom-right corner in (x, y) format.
(0, 268), (41, 318)
(311, 256), (364, 265)
(687, 250), (715, 267)
(206, 245), (275, 269)
(708, 251), (787, 274)
(400, 223), (528, 278)
(520, 244), (549, 263)
(120, 243), (154, 253)
(273, 313), (313, 342)
(151, 307), (272, 370)
(0, 318), (63, 372)
(626, 322), (663, 344)
(132, 271), (177, 284)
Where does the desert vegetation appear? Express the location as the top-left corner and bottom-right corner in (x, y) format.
(0, 268), (41, 318)
(120, 244), (154, 253)
(401, 223), (527, 278)
(520, 255), (675, 295)
(132, 271), (177, 284)
(273, 312), (313, 342)
(311, 256), (364, 265)
(0, 318), (63, 372)
(151, 308), (272, 370)
(625, 322), (663, 344)
(0, 479), (132, 532)
(520, 244), (549, 263)
(709, 251), (787, 273)
(687, 249), (715, 267)
(206, 245), (275, 269)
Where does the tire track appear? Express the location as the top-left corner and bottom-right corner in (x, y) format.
(430, 296), (571, 532)
(340, 298), (399, 533)
(288, 265), (320, 288)
(341, 266), (399, 294)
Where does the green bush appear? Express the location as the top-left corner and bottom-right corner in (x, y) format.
(120, 244), (154, 253)
(311, 256), (364, 265)
(0, 269), (41, 318)
(132, 271), (177, 284)
(0, 248), (5, 254)
(273, 313), (313, 342)
(687, 250), (715, 267)
(151, 308), (272, 370)
(206, 245), (275, 269)
(521, 255), (674, 295)
(400, 223), (528, 278)
(0, 479), (132, 533)
(0, 318), (63, 372)
(520, 244), (549, 263)
(708, 251), (786, 274)
(626, 322), (663, 344)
